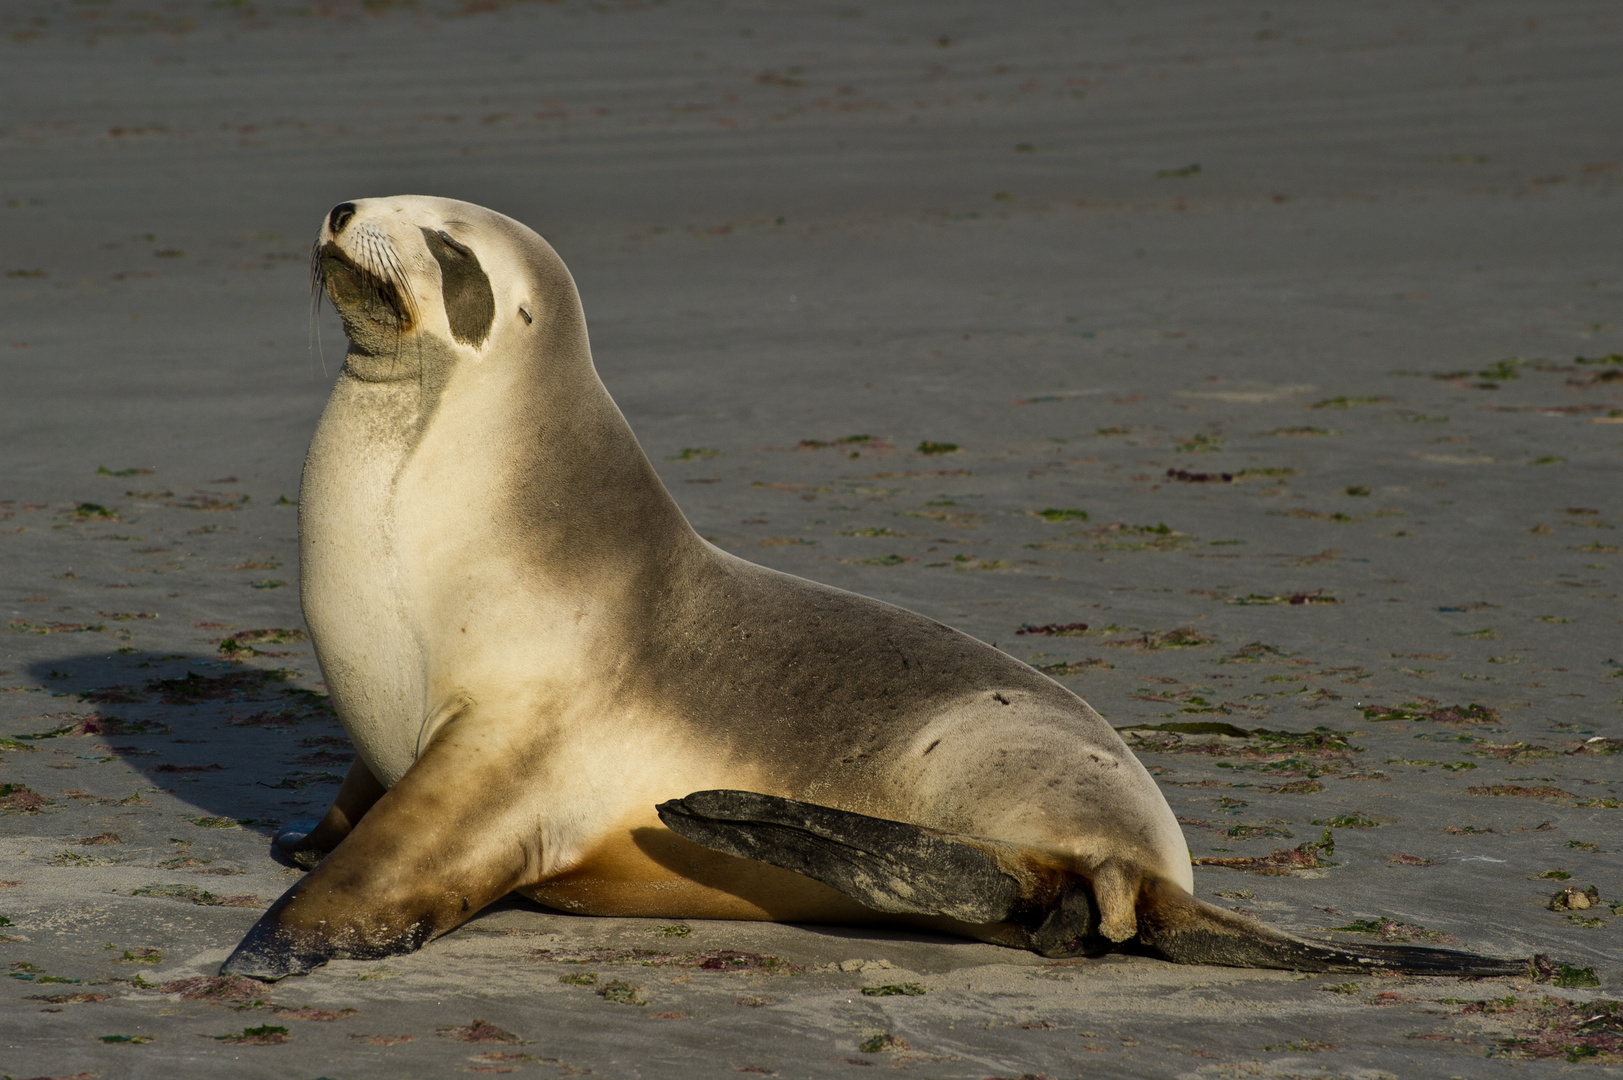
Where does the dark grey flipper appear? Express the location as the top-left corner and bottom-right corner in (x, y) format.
(656, 789), (1107, 956)
(656, 790), (1026, 922)
(1135, 878), (1528, 977)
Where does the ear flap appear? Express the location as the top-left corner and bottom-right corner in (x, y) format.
(420, 227), (496, 346)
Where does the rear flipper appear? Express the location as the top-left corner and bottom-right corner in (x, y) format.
(656, 790), (1113, 958)
(657, 790), (1527, 976)
(1134, 876), (1525, 976)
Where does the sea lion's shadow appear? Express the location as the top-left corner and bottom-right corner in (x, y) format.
(20, 651), (346, 839)
(462, 890), (973, 954)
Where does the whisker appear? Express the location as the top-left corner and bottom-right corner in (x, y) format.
(361, 234), (403, 377)
(381, 245), (417, 326)
(308, 240), (328, 378)
(366, 235), (407, 371)
(312, 224), (421, 377)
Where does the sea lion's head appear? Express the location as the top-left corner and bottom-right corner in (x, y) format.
(313, 195), (573, 380)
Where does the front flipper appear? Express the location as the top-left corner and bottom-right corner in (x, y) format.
(655, 789), (1106, 956)
(223, 719), (535, 981)
(272, 756), (387, 870)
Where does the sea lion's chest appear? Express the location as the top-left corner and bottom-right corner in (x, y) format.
(299, 371), (435, 785)
(298, 364), (574, 786)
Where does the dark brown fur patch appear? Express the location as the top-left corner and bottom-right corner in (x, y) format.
(421, 228), (495, 346)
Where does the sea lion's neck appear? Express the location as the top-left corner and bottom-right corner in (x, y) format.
(311, 324), (699, 588)
(498, 354), (701, 584)
(301, 321), (701, 784)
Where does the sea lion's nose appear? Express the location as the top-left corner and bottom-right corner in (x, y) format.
(328, 202), (357, 235)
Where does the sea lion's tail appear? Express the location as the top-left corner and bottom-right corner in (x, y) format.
(656, 789), (1526, 977)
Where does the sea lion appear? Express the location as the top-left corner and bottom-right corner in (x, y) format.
(221, 196), (1520, 980)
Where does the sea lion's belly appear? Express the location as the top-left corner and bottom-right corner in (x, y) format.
(522, 813), (879, 923)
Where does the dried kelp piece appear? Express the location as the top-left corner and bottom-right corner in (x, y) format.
(0, 784), (48, 813)
(1124, 725), (1358, 761)
(218, 628), (308, 657)
(169, 492), (249, 512)
(1431, 357), (1526, 386)
(1033, 659), (1112, 676)
(861, 983), (926, 996)
(258, 771), (343, 790)
(1226, 591), (1337, 606)
(1361, 701), (1499, 724)
(228, 710), (307, 729)
(146, 669), (294, 704)
(1474, 743), (1557, 764)
(1215, 642), (1297, 664)
(131, 884), (264, 907)
(215, 1023), (290, 1044)
(1332, 918), (1456, 944)
(15, 713), (169, 738)
(1227, 824), (1294, 840)
(1166, 468), (1232, 483)
(1459, 993), (1620, 1061)
(1105, 627), (1211, 650)
(1119, 720), (1255, 739)
(294, 748), (354, 767)
(1192, 832), (1336, 875)
(437, 1019), (522, 1043)
(80, 686), (149, 704)
(260, 1004), (352, 1026)
(598, 979), (645, 1004)
(1265, 780), (1324, 794)
(1467, 785), (1576, 802)
(8, 619), (107, 635)
(1310, 813), (1377, 829)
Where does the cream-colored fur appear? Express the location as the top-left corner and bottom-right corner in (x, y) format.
(298, 195), (1192, 928)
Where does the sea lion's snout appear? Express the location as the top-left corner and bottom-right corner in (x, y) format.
(312, 204), (424, 362)
(317, 242), (410, 333)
